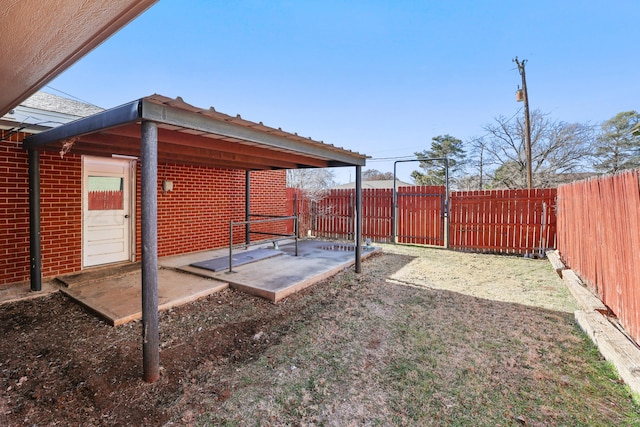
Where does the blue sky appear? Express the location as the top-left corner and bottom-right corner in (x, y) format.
(48, 0), (640, 183)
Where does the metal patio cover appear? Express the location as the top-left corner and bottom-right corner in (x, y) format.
(22, 94), (367, 384)
(23, 94), (367, 169)
(0, 0), (157, 117)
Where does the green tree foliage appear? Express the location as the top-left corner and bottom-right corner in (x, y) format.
(491, 160), (524, 189)
(593, 111), (640, 173)
(411, 135), (466, 186)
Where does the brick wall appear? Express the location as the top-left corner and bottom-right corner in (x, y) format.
(40, 152), (82, 278)
(143, 164), (287, 258)
(1, 131), (83, 285)
(0, 131), (31, 285)
(1, 135), (287, 286)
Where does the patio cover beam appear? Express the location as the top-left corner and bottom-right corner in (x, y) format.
(139, 99), (366, 167)
(101, 126), (332, 168)
(23, 100), (141, 150)
(76, 133), (303, 170)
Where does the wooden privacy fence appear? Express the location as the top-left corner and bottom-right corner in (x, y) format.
(396, 186), (445, 246)
(557, 170), (640, 345)
(286, 188), (393, 241)
(450, 189), (557, 254)
(287, 186), (557, 254)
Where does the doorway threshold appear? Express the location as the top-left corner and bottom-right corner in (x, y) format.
(56, 262), (141, 288)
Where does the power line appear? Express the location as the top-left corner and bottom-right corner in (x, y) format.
(368, 109), (524, 163)
(1, 116), (67, 142)
(44, 85), (102, 108)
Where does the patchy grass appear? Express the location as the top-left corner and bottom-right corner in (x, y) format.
(185, 246), (639, 426)
(2, 245), (639, 426)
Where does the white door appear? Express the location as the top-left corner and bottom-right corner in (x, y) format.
(83, 156), (134, 267)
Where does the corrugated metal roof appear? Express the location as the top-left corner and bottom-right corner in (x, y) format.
(146, 94), (367, 161)
(23, 94), (368, 171)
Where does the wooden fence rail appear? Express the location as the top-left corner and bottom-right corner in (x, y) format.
(557, 170), (640, 344)
(287, 186), (556, 255)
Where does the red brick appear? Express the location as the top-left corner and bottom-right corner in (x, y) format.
(1, 140), (287, 285)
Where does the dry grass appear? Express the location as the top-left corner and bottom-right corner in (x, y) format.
(183, 245), (640, 426)
(2, 244), (639, 426)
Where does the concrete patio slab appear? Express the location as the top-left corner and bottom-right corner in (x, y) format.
(61, 269), (228, 326)
(190, 248), (282, 272)
(0, 280), (60, 306)
(27, 239), (380, 326)
(182, 240), (381, 302)
(223, 254), (358, 302)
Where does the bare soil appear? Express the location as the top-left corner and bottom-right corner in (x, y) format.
(1, 245), (638, 426)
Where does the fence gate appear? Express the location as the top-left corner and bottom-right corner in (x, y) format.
(396, 186), (446, 246)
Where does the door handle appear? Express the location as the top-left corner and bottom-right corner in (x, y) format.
(124, 214), (130, 218)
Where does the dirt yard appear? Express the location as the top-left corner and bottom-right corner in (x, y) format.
(1, 244), (638, 426)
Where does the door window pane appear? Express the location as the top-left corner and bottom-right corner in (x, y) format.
(88, 176), (124, 210)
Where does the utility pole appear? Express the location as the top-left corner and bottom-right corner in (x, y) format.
(514, 57), (533, 189)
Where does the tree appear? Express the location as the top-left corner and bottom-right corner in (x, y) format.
(457, 174), (484, 191)
(491, 161), (524, 189)
(362, 169), (394, 180)
(466, 136), (491, 190)
(482, 110), (594, 188)
(411, 134), (466, 186)
(593, 111), (640, 173)
(286, 168), (335, 201)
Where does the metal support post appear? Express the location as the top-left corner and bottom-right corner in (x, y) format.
(392, 162), (399, 243)
(141, 120), (159, 383)
(294, 217), (299, 256)
(293, 190), (298, 221)
(245, 171), (251, 246)
(443, 158), (450, 249)
(355, 165), (363, 273)
(28, 149), (42, 292)
(349, 192), (354, 241)
(229, 221), (234, 273)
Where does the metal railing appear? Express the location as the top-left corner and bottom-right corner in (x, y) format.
(228, 215), (298, 273)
